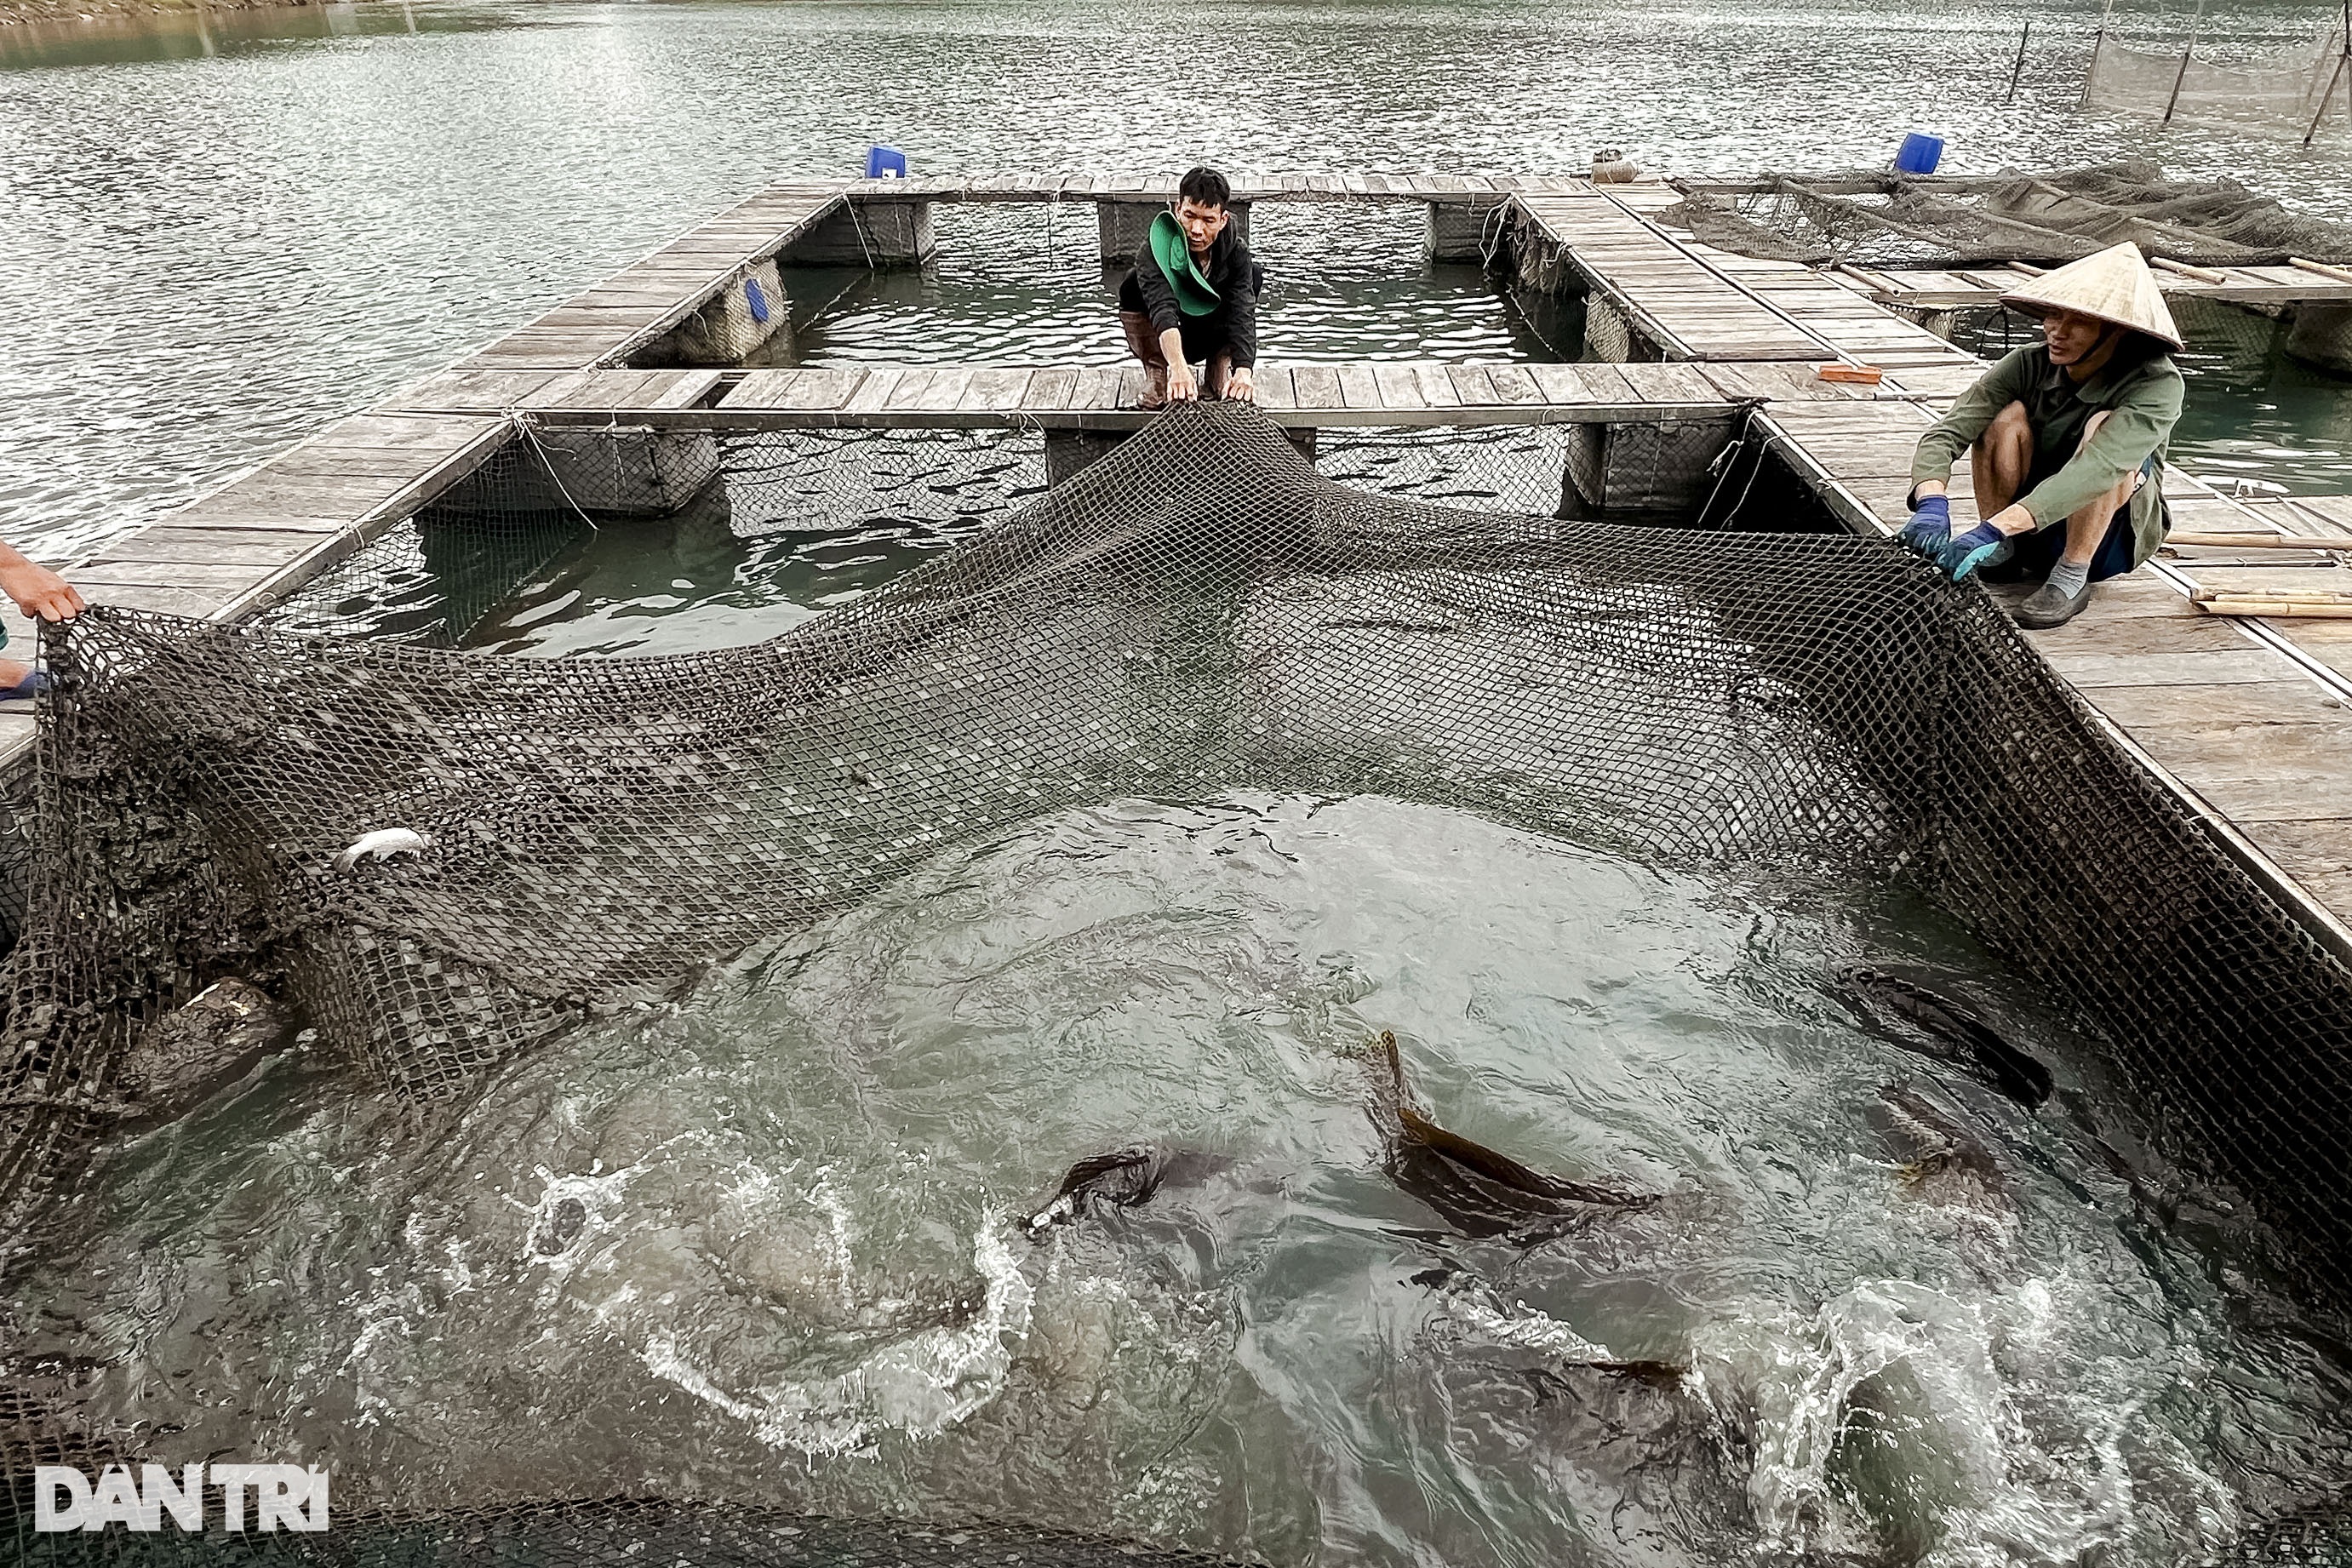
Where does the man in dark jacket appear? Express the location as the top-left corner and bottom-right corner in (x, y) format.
(1116, 166), (1260, 408)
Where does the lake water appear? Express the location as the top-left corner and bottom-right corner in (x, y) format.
(3, 0), (2351, 566)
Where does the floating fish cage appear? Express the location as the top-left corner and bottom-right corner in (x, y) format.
(5, 406), (2352, 1560)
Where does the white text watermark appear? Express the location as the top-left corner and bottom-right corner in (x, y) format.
(31, 1463), (329, 1532)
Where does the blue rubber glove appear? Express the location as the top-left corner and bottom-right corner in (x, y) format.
(1896, 494), (1950, 558)
(1936, 521), (2011, 582)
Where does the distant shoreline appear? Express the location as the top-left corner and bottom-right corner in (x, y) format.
(0, 0), (375, 28)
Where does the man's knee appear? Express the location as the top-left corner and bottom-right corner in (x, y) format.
(1971, 402), (2032, 464)
(1118, 310), (1165, 366)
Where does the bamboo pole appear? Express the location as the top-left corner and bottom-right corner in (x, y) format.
(2006, 20), (2034, 103)
(2289, 256), (2352, 286)
(2082, 0), (2118, 107)
(2167, 529), (2352, 551)
(2191, 587), (2352, 603)
(2306, 4), (2352, 146)
(2198, 598), (2352, 618)
(2163, 0), (2207, 124)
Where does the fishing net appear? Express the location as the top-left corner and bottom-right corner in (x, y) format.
(2084, 24), (2350, 138)
(4, 405), (2352, 1554)
(8, 1498), (1248, 1565)
(1662, 158), (2352, 269)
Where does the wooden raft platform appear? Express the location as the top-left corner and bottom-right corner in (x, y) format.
(391, 360), (1874, 428)
(31, 163), (2352, 957)
(460, 181), (851, 371)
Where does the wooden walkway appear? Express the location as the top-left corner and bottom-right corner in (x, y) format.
(459, 181), (850, 371)
(1517, 181), (1989, 384)
(28, 163), (2352, 956)
(846, 170), (1584, 204)
(390, 359), (1874, 428)
(1834, 260), (2352, 312)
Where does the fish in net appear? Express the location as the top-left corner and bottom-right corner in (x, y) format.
(3, 404), (2351, 1552)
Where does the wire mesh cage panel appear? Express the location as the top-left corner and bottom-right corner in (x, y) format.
(718, 426), (1048, 538)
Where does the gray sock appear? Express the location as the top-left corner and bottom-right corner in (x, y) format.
(2046, 560), (2090, 598)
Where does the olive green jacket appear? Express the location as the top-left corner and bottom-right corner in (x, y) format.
(1908, 342), (2185, 570)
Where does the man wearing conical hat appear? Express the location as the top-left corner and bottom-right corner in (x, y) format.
(1897, 242), (2186, 629)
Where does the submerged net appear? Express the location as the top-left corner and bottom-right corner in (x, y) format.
(4, 406), (2352, 1548)
(1663, 158), (2352, 268)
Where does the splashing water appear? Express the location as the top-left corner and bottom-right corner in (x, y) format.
(17, 793), (2350, 1559)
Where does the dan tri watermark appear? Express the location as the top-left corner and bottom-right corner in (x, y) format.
(31, 1463), (329, 1533)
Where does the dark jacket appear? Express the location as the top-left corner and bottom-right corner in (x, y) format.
(1119, 224), (1260, 369)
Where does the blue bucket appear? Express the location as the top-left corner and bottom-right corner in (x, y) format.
(1893, 133), (1943, 175)
(865, 144), (909, 180)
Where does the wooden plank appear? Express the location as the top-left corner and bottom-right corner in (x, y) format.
(1372, 363), (1425, 409)
(907, 368), (976, 412)
(79, 525), (327, 567)
(1523, 363), (1591, 404)
(1023, 365), (1083, 411)
(718, 370), (797, 410)
(1291, 364), (1344, 410)
(843, 367), (907, 412)
(1483, 363), (1542, 404)
(1615, 360), (1725, 404)
(1252, 366), (1297, 410)
(1566, 363), (1643, 404)
(957, 367), (1034, 412)
(1411, 364), (1462, 408)
(1070, 365), (1126, 411)
(1336, 363), (1384, 409)
(1445, 365), (1500, 405)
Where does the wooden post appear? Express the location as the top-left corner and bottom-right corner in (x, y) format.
(2006, 20), (2033, 103)
(2162, 0), (2207, 124)
(2080, 0), (2116, 106)
(2305, 3), (2352, 145)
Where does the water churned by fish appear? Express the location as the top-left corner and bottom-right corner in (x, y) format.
(21, 793), (2349, 1564)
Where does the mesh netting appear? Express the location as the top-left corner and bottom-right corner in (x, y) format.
(1663, 158), (2352, 268)
(2085, 25), (2350, 138)
(5, 405), (2352, 1549)
(6, 1498), (1249, 1565)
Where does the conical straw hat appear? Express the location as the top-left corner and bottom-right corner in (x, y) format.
(2000, 242), (2183, 352)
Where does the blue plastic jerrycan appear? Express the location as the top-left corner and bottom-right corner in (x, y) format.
(866, 145), (909, 180)
(1894, 133), (1943, 175)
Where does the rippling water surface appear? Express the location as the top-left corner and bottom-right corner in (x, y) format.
(26, 794), (2352, 1562)
(4, 0), (2352, 562)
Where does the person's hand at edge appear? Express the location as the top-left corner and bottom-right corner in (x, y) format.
(1895, 493), (1949, 558)
(0, 547), (85, 623)
(1224, 366), (1256, 403)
